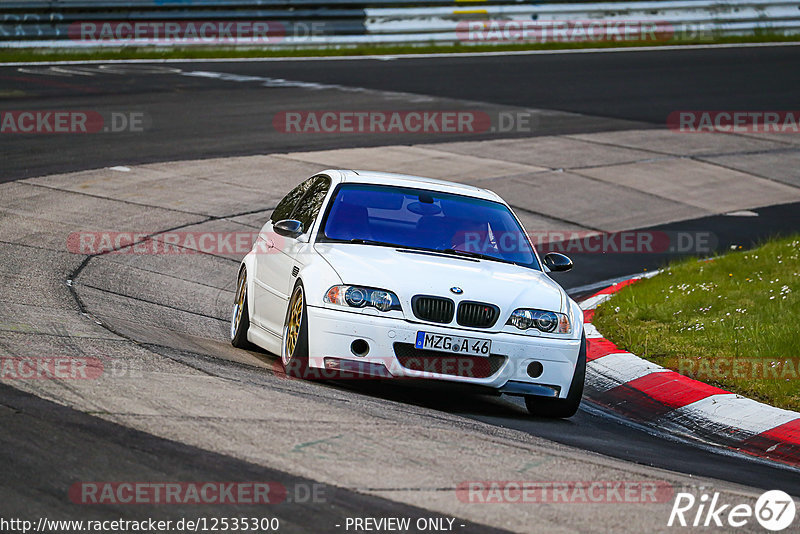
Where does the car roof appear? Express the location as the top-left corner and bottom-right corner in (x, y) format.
(322, 169), (504, 203)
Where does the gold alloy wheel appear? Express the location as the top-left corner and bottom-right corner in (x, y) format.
(230, 270), (246, 340)
(285, 288), (303, 360)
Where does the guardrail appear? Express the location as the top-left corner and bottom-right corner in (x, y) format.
(1, 0), (798, 48)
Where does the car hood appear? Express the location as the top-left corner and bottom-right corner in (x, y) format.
(313, 243), (566, 315)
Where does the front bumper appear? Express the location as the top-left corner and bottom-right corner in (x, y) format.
(306, 305), (581, 399)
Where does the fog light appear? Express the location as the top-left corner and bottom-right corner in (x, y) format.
(350, 339), (369, 357)
(527, 361), (543, 378)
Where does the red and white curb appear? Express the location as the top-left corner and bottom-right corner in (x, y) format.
(580, 274), (800, 469)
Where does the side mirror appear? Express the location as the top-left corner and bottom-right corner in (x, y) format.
(273, 219), (304, 238)
(543, 252), (573, 272)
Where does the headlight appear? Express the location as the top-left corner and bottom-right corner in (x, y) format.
(324, 285), (402, 312)
(508, 309), (571, 334)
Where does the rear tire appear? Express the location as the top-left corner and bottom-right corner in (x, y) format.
(525, 334), (586, 418)
(230, 267), (252, 349)
(282, 281), (310, 378)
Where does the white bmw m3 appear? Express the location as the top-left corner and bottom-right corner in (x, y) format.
(231, 170), (586, 417)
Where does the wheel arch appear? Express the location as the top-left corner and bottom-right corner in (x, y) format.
(294, 255), (343, 308)
(239, 253), (257, 319)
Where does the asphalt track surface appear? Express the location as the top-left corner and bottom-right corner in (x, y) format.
(0, 382), (506, 533)
(2, 44), (799, 181)
(2, 45), (800, 529)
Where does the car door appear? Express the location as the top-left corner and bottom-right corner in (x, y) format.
(251, 177), (314, 334)
(254, 175), (331, 336)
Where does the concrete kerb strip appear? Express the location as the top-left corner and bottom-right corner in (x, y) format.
(580, 273), (800, 469)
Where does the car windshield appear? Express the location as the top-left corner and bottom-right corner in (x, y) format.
(319, 183), (540, 270)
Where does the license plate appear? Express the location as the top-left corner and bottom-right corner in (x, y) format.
(415, 331), (491, 356)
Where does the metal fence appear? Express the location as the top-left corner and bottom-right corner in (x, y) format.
(1, 0), (798, 48)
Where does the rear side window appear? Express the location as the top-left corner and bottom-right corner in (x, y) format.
(291, 176), (331, 233)
(271, 178), (314, 223)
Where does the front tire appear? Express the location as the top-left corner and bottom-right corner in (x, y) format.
(282, 282), (310, 378)
(230, 267), (252, 349)
(525, 334), (586, 418)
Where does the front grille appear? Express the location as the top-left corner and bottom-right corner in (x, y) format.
(412, 295), (454, 324)
(393, 343), (505, 379)
(456, 301), (500, 328)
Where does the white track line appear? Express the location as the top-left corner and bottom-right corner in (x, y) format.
(2, 41), (799, 67)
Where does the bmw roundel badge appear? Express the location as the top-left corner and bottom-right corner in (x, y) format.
(450, 287), (463, 295)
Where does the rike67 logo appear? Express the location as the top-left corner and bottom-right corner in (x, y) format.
(668, 490), (796, 531)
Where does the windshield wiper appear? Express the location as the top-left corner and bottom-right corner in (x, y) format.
(347, 238), (406, 248)
(441, 248), (514, 265)
(345, 240), (520, 266)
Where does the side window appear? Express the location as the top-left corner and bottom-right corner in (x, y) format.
(270, 178), (313, 223)
(291, 176), (331, 233)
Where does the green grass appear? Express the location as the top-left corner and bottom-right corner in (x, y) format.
(593, 235), (800, 411)
(2, 33), (800, 63)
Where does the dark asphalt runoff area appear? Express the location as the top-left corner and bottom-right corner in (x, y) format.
(2, 45), (800, 526)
